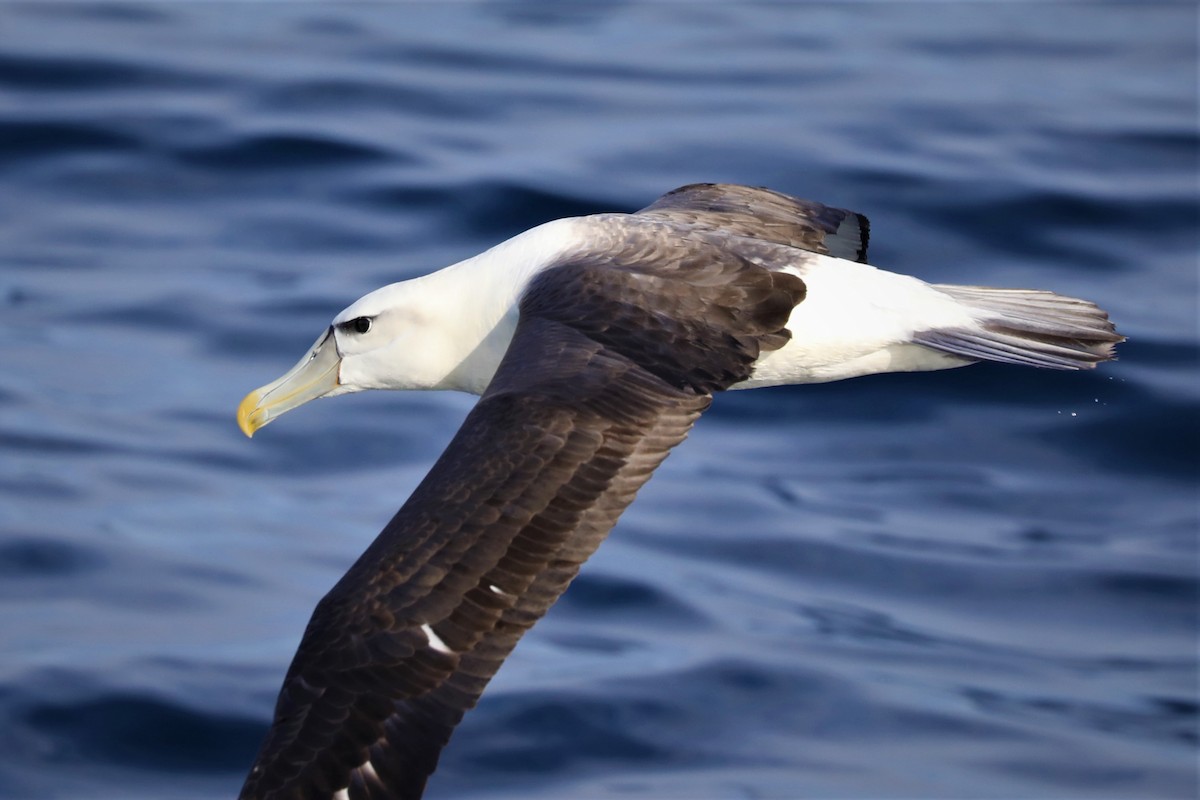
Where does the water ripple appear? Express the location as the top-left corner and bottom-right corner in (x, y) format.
(21, 691), (262, 772)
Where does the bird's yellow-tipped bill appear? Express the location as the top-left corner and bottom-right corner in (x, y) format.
(237, 329), (341, 437)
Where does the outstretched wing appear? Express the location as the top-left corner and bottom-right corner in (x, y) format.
(239, 233), (806, 800)
(637, 182), (871, 263)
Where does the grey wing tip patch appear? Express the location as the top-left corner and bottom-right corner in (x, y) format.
(831, 210), (870, 263)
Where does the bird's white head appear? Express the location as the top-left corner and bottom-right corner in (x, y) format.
(236, 276), (479, 438)
(236, 217), (585, 437)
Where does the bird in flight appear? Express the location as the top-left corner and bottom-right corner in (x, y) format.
(235, 184), (1121, 800)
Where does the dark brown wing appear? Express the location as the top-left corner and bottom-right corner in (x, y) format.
(637, 182), (871, 263)
(238, 235), (806, 800)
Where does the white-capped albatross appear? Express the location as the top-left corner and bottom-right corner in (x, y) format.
(235, 183), (1122, 800)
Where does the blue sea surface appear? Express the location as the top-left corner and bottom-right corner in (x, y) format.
(1, 4), (1196, 799)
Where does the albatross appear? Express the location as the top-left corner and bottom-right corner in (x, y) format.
(235, 183), (1121, 800)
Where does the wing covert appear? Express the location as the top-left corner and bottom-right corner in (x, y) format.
(637, 182), (870, 262)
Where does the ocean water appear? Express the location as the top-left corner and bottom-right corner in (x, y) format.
(1, 3), (1196, 799)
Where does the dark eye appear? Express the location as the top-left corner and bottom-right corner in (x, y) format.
(343, 316), (372, 334)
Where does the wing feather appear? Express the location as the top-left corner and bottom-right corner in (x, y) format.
(637, 182), (870, 262)
(239, 235), (804, 800)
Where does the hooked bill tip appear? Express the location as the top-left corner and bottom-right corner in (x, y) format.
(236, 390), (266, 438)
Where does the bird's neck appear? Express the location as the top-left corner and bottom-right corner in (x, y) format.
(433, 217), (587, 394)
